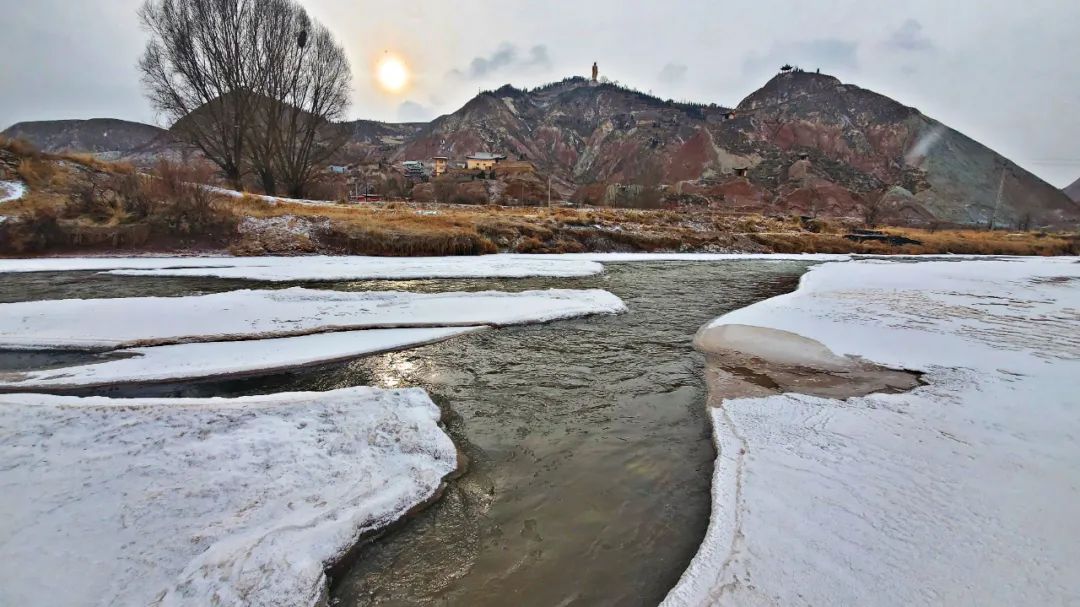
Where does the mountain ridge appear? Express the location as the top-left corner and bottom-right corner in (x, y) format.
(4, 72), (1078, 227)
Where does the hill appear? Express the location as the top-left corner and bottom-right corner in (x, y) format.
(731, 71), (1079, 227)
(2, 118), (166, 156)
(386, 72), (1078, 227)
(336, 119), (425, 163)
(7, 73), (1079, 228)
(1065, 177), (1080, 202)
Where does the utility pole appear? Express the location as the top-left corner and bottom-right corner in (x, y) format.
(547, 176), (552, 208)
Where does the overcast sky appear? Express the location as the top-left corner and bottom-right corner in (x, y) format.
(1, 0), (1078, 186)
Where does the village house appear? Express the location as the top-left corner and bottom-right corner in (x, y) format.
(402, 160), (426, 179)
(433, 156), (448, 176)
(466, 152), (506, 171)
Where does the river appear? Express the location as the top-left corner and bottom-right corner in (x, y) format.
(0, 260), (813, 606)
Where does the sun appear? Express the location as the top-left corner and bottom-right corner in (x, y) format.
(376, 54), (409, 93)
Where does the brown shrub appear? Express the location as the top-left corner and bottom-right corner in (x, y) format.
(0, 207), (65, 253)
(0, 136), (41, 158)
(16, 158), (57, 189)
(58, 153), (134, 174)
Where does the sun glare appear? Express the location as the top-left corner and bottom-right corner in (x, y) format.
(376, 55), (409, 93)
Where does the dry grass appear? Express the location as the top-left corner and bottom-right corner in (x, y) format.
(213, 195), (1080, 257)
(882, 227), (1078, 256)
(2, 136), (1076, 257)
(1, 154), (238, 254)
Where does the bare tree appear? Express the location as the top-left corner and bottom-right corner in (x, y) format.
(245, 1), (351, 196)
(859, 191), (887, 227)
(139, 0), (351, 196)
(138, 0), (261, 187)
(270, 23), (351, 198)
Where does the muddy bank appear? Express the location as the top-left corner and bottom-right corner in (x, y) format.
(694, 323), (922, 401)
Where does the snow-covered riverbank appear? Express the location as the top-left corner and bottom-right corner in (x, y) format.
(665, 257), (1080, 605)
(0, 327), (486, 390)
(0, 255), (637, 605)
(0, 254), (606, 280)
(0, 287), (626, 350)
(0, 387), (458, 607)
(0, 252), (853, 283)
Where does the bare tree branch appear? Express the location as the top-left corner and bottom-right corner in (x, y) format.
(139, 0), (351, 196)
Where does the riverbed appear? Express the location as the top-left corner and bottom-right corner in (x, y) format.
(0, 261), (813, 606)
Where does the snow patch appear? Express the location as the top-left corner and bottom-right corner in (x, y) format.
(665, 257), (1080, 605)
(0, 327), (484, 390)
(0, 387), (458, 607)
(0, 180), (27, 203)
(238, 214), (331, 240)
(205, 185), (339, 207)
(0, 287), (627, 350)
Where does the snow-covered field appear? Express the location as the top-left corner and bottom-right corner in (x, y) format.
(0, 387), (458, 607)
(664, 257), (1080, 606)
(0, 180), (27, 203)
(0, 327), (484, 390)
(0, 254), (606, 281)
(0, 287), (626, 350)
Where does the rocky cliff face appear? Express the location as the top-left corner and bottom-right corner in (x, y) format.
(393, 79), (735, 192)
(388, 72), (1078, 227)
(729, 72), (1079, 226)
(336, 119), (425, 163)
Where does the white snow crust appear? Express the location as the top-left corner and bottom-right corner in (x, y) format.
(664, 257), (1080, 606)
(0, 387), (458, 607)
(0, 180), (27, 203)
(2, 254), (1050, 284)
(0, 254), (605, 280)
(0, 287), (626, 350)
(0, 327), (483, 390)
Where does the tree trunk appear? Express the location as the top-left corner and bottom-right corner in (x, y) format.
(259, 172), (277, 197)
(224, 166), (243, 191)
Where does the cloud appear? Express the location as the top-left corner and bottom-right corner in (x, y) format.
(742, 39), (859, 77)
(397, 100), (432, 122)
(449, 43), (552, 80)
(887, 19), (935, 52)
(657, 63), (688, 84)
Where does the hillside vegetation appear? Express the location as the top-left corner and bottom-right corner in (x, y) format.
(1, 138), (1077, 257)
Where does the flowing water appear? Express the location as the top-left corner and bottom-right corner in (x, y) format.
(0, 261), (812, 606)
